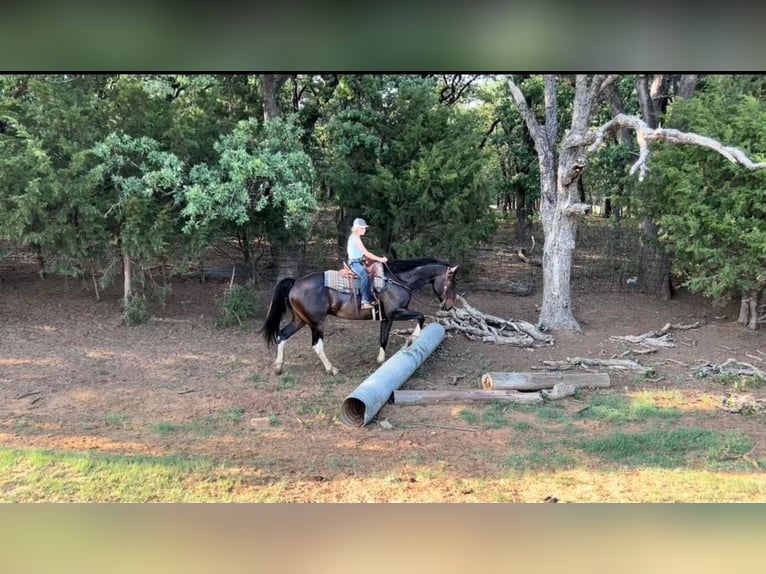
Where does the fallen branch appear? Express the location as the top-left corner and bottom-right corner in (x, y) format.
(718, 394), (766, 415)
(694, 359), (766, 381)
(611, 333), (676, 347)
(481, 371), (610, 391)
(541, 383), (578, 400)
(610, 321), (701, 349)
(541, 357), (652, 374)
(437, 295), (553, 347)
(397, 422), (482, 432)
(394, 389), (544, 405)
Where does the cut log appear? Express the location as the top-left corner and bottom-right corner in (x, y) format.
(541, 383), (577, 400)
(481, 371), (611, 391)
(393, 389), (543, 405)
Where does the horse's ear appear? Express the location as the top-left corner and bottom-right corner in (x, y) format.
(448, 265), (459, 275)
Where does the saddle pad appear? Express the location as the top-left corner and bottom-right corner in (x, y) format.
(324, 271), (384, 294)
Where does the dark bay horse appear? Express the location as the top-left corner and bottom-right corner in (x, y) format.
(260, 257), (459, 374)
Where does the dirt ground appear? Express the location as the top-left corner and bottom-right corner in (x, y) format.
(1, 252), (765, 501)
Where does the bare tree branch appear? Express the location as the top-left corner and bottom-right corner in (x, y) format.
(507, 78), (544, 144)
(588, 113), (766, 181)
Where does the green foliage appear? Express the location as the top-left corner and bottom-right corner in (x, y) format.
(642, 75), (766, 303)
(122, 296), (148, 325)
(216, 279), (259, 328)
(183, 115), (317, 244)
(315, 75), (497, 263)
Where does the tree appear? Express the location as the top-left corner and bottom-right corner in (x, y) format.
(644, 76), (766, 329)
(634, 74), (699, 300)
(478, 79), (540, 243)
(315, 74), (497, 265)
(182, 115), (316, 275)
(87, 133), (185, 318)
(508, 74), (766, 332)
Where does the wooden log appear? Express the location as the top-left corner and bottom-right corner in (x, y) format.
(541, 383), (577, 400)
(393, 389), (543, 405)
(481, 371), (611, 391)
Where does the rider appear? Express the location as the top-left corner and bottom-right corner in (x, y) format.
(347, 218), (388, 309)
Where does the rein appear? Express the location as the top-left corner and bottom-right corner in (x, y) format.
(383, 261), (452, 309)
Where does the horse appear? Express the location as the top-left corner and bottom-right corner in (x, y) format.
(260, 257), (459, 375)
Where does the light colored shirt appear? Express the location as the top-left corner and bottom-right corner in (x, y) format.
(347, 234), (364, 260)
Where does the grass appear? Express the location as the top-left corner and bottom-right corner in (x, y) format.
(0, 447), (240, 502)
(576, 427), (755, 470)
(147, 407), (246, 436)
(576, 393), (682, 423)
(276, 373), (297, 390)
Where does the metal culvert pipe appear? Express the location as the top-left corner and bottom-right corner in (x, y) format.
(340, 323), (445, 426)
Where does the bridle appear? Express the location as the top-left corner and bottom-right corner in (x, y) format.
(382, 262), (454, 309)
(440, 267), (454, 302)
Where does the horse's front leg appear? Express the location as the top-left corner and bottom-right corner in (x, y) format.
(378, 320), (393, 364)
(378, 310), (425, 362)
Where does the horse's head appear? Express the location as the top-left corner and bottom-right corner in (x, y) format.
(435, 264), (459, 310)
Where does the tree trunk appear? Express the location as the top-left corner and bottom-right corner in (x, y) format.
(636, 74), (698, 299)
(508, 74), (614, 332)
(513, 181), (531, 244)
(261, 74), (288, 121)
(538, 198), (582, 331)
(638, 217), (673, 300)
(122, 249), (132, 309)
(738, 290), (763, 330)
(261, 74), (298, 280)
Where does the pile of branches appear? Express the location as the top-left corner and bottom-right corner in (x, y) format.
(437, 295), (553, 347)
(694, 358), (766, 381)
(610, 321), (700, 354)
(537, 357), (652, 374)
(719, 394), (766, 415)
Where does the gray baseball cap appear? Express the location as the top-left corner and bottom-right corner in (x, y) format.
(352, 218), (369, 228)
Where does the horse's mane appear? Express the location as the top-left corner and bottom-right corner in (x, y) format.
(387, 257), (447, 273)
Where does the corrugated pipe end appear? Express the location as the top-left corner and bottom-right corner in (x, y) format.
(340, 396), (366, 426)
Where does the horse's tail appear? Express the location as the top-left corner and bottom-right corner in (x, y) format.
(260, 277), (295, 348)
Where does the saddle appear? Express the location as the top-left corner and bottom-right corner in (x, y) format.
(324, 261), (385, 298)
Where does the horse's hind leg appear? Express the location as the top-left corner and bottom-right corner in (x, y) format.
(273, 319), (305, 374)
(311, 326), (338, 376)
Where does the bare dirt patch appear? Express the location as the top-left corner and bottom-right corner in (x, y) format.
(1, 257), (765, 501)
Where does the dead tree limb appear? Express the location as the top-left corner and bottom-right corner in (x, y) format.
(610, 321), (701, 348)
(437, 295), (553, 347)
(541, 357), (652, 374)
(694, 359), (766, 381)
(589, 113), (766, 182)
